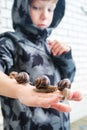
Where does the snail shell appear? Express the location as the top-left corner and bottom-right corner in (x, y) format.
(58, 78), (71, 91)
(35, 75), (50, 89)
(9, 71), (18, 79)
(15, 72), (30, 84)
(10, 71), (30, 84)
(35, 75), (57, 93)
(58, 79), (71, 99)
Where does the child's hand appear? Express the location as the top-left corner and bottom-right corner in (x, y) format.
(48, 40), (70, 56)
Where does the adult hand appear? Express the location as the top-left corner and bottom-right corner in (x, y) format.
(48, 40), (70, 56)
(17, 84), (72, 112)
(51, 90), (82, 112)
(17, 84), (82, 112)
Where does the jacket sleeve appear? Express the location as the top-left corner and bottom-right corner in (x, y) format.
(52, 50), (76, 82)
(0, 37), (16, 74)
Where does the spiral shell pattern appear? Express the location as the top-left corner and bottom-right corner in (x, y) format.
(34, 75), (58, 93)
(15, 72), (30, 84)
(35, 75), (50, 89)
(10, 71), (29, 84)
(58, 78), (71, 91)
(10, 71), (18, 79)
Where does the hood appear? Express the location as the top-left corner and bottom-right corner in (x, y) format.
(12, 0), (65, 35)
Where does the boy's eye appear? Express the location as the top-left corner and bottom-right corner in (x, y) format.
(31, 5), (41, 10)
(48, 8), (54, 12)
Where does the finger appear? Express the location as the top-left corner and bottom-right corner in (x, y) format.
(37, 95), (63, 108)
(48, 41), (61, 55)
(49, 42), (65, 56)
(69, 91), (83, 101)
(48, 40), (58, 48)
(54, 47), (64, 55)
(51, 102), (72, 112)
(54, 45), (70, 55)
(48, 40), (54, 48)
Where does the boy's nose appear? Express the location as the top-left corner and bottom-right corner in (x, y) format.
(40, 10), (48, 20)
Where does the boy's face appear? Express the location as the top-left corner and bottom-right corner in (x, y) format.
(30, 0), (56, 29)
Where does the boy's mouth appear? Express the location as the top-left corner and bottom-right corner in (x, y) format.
(37, 24), (47, 28)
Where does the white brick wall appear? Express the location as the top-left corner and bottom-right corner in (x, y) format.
(50, 0), (87, 122)
(0, 0), (13, 32)
(0, 0), (87, 123)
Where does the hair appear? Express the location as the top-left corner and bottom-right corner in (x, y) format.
(30, 0), (58, 4)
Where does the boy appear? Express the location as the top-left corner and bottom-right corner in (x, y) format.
(0, 0), (82, 129)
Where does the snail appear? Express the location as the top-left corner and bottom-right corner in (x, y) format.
(34, 75), (71, 99)
(58, 78), (71, 100)
(34, 75), (57, 93)
(9, 71), (71, 100)
(9, 71), (18, 79)
(9, 71), (30, 84)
